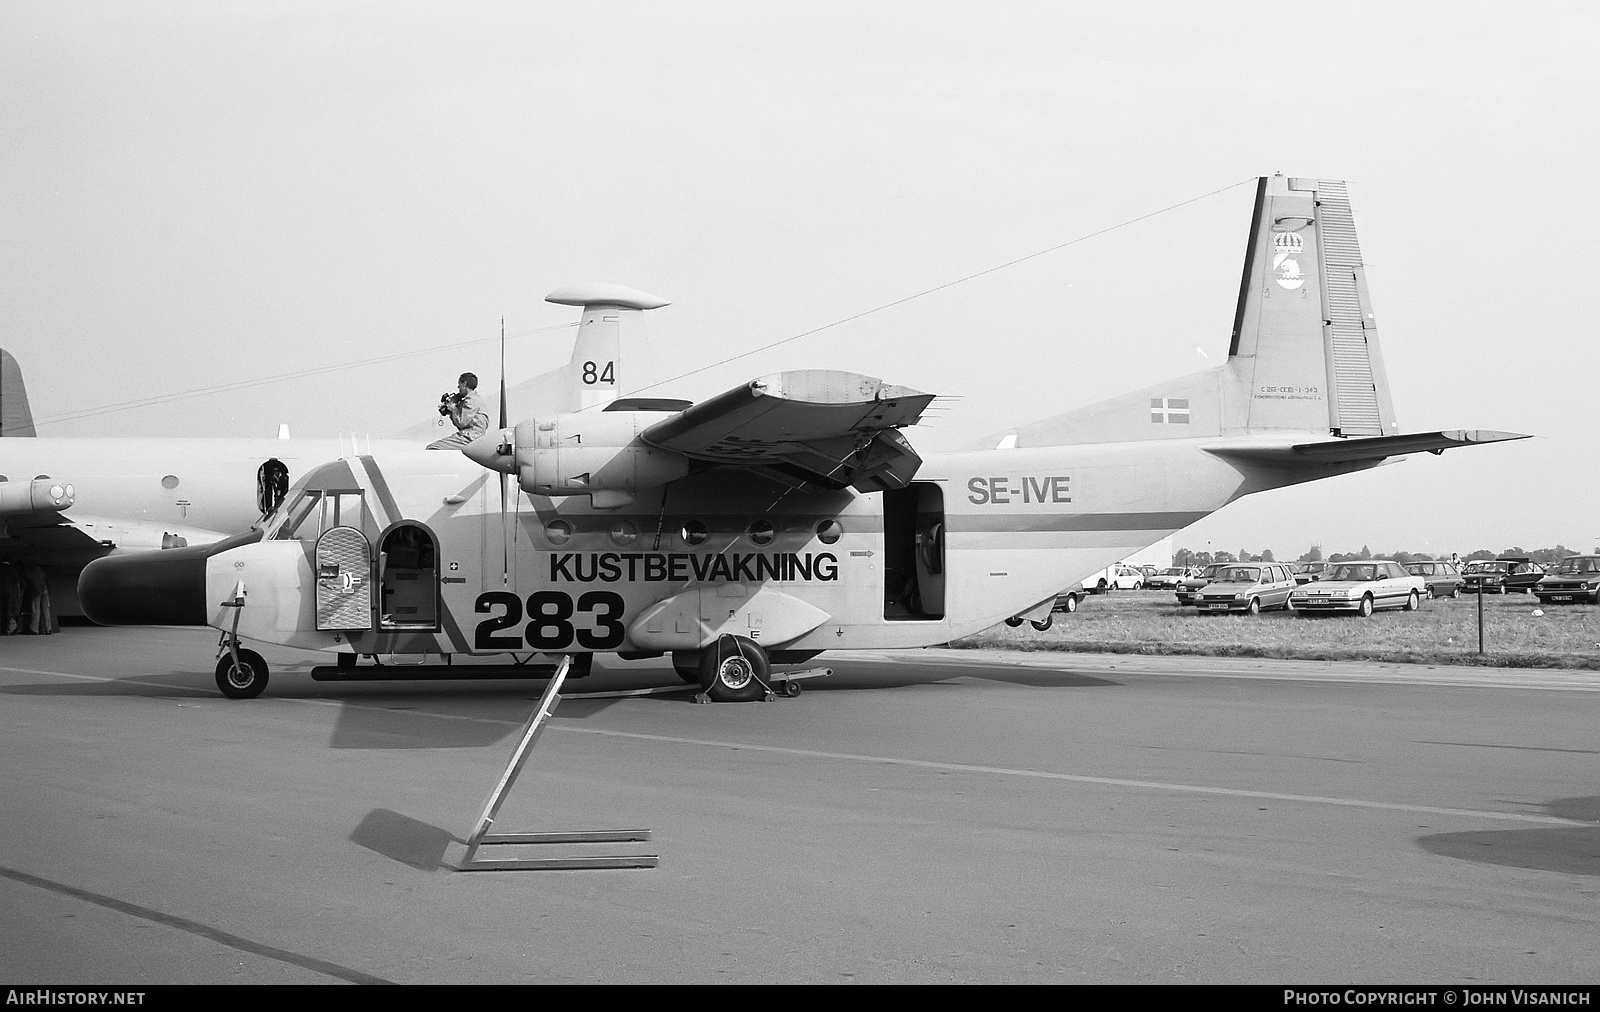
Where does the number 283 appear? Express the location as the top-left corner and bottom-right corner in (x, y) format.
(473, 591), (625, 650)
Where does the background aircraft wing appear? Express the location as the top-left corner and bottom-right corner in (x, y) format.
(1206, 429), (1531, 466)
(640, 370), (935, 492)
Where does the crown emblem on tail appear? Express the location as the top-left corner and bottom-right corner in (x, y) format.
(1272, 231), (1304, 254)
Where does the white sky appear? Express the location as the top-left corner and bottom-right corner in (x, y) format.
(3, 1), (1596, 559)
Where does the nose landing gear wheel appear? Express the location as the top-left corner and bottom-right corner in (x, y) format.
(215, 649), (269, 699)
(698, 636), (770, 703)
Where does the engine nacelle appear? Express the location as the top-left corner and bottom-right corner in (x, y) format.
(0, 476), (75, 517)
(512, 412), (688, 508)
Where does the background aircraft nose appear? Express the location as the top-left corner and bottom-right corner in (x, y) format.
(78, 529), (262, 626)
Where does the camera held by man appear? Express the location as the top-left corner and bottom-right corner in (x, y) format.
(438, 390), (467, 416)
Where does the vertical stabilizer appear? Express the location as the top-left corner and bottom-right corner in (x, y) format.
(544, 282), (670, 413)
(991, 175), (1397, 448)
(1224, 175), (1396, 436)
(1, 349), (37, 437)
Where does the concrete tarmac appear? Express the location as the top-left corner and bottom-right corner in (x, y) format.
(2, 626), (1598, 984)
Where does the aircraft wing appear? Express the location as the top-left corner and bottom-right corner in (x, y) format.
(639, 370), (935, 492)
(1, 510), (229, 563)
(1206, 429), (1532, 466)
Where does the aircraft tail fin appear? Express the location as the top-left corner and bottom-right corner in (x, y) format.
(543, 282), (669, 413)
(1, 349), (37, 437)
(992, 176), (1398, 448)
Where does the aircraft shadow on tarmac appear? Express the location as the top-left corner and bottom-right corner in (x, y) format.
(349, 808), (460, 871)
(1415, 796), (1600, 876)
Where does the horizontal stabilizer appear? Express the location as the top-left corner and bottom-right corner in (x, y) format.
(1206, 429), (1531, 466)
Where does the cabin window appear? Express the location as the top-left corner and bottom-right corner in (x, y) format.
(256, 459), (289, 516)
(747, 519), (776, 546)
(609, 520), (638, 547)
(161, 475), (180, 489)
(545, 519), (574, 546)
(681, 520), (709, 546)
(815, 519), (842, 545)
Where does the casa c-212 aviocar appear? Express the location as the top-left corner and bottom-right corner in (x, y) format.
(80, 175), (1529, 702)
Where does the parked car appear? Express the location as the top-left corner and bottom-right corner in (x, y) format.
(1004, 582), (1087, 631)
(1461, 557), (1545, 595)
(1137, 565), (1159, 581)
(1291, 562), (1327, 585)
(1175, 563), (1225, 605)
(1194, 562), (1299, 615)
(1085, 565), (1144, 594)
(1534, 556), (1600, 605)
(1404, 560), (1463, 599)
(1054, 583), (1086, 614)
(1145, 567), (1188, 590)
(1289, 559), (1425, 617)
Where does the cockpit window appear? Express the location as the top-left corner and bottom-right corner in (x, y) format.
(274, 490), (323, 541)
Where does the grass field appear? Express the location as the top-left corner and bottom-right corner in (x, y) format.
(955, 589), (1600, 670)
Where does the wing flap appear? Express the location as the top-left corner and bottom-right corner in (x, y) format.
(641, 370), (934, 492)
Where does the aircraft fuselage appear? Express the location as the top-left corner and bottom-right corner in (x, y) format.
(191, 437), (1369, 658)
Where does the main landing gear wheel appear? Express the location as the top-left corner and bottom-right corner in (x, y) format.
(698, 637), (770, 703)
(671, 654), (701, 685)
(1030, 615), (1053, 631)
(216, 649), (269, 699)
(1004, 616), (1025, 627)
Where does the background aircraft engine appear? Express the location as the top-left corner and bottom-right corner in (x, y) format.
(0, 476), (75, 516)
(512, 411), (688, 508)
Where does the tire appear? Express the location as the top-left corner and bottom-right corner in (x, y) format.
(1030, 615), (1054, 631)
(1357, 595), (1374, 618)
(1592, 587), (1600, 606)
(1132, 582), (1143, 591)
(1404, 590), (1421, 612)
(671, 651), (702, 685)
(1096, 579), (1108, 595)
(1245, 597), (1261, 616)
(215, 649), (268, 699)
(1284, 597), (1296, 613)
(1005, 616), (1025, 628)
(698, 637), (769, 702)
(1449, 586), (1460, 599)
(1060, 593), (1079, 614)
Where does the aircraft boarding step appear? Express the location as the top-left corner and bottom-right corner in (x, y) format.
(457, 655), (657, 872)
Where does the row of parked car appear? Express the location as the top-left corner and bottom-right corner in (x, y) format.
(1166, 554), (1600, 615)
(1014, 554), (1600, 629)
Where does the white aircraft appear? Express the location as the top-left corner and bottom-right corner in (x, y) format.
(78, 176), (1528, 700)
(0, 284), (651, 614)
